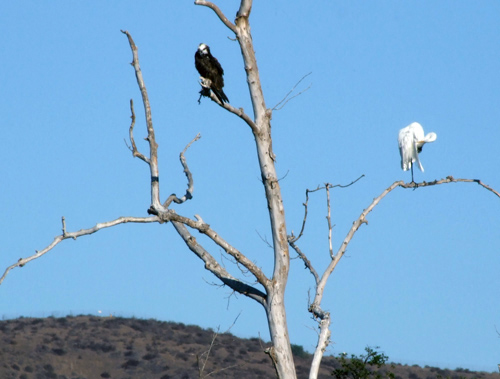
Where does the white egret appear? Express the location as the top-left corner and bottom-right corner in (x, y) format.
(398, 122), (437, 182)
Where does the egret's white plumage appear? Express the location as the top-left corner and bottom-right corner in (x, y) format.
(398, 122), (437, 181)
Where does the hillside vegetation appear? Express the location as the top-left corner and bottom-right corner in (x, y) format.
(0, 315), (496, 379)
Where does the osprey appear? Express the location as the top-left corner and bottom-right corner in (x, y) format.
(195, 43), (229, 104)
(398, 122), (437, 182)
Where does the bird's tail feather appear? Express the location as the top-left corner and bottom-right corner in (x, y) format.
(212, 88), (229, 104)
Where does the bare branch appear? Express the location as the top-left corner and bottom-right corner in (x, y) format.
(170, 220), (266, 304)
(225, 311), (242, 333)
(255, 230), (273, 249)
(201, 90), (258, 133)
(197, 313), (242, 378)
(288, 175), (364, 244)
(0, 216), (159, 286)
(401, 175), (500, 198)
(272, 72), (312, 111)
(289, 174), (498, 378)
(325, 185), (334, 259)
(288, 240), (319, 286)
(198, 326), (220, 378)
(164, 211), (270, 291)
(194, 1), (237, 34)
(314, 175), (500, 311)
(61, 216), (68, 237)
(121, 30), (164, 211)
(127, 99), (150, 163)
(288, 189), (312, 244)
(164, 133), (201, 207)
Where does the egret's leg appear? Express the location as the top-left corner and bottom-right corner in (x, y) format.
(411, 164), (414, 183)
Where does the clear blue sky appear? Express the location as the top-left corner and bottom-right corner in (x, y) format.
(1, 1), (499, 373)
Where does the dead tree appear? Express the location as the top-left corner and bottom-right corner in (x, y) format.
(1, 1), (499, 378)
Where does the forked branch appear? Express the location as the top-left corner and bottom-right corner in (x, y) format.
(319, 176), (499, 307)
(289, 175), (365, 244)
(163, 212), (270, 291)
(171, 221), (266, 304)
(273, 72), (312, 111)
(122, 29), (268, 296)
(289, 175), (499, 379)
(122, 29), (163, 211)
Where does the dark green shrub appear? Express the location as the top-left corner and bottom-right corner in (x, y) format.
(291, 343), (308, 358)
(332, 346), (395, 379)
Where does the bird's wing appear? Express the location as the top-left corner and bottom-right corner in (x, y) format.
(212, 56), (224, 76)
(195, 52), (209, 79)
(398, 128), (413, 171)
(210, 56), (225, 92)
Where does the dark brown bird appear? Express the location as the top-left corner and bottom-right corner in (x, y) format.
(195, 43), (229, 104)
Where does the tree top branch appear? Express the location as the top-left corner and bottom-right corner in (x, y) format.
(194, 1), (237, 33)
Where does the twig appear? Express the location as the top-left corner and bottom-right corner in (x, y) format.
(288, 175), (364, 244)
(325, 185), (334, 259)
(225, 311), (242, 333)
(127, 99), (149, 163)
(255, 230), (273, 249)
(61, 217), (68, 237)
(0, 216), (160, 286)
(288, 189), (311, 244)
(273, 72), (312, 111)
(198, 326), (220, 378)
(288, 240), (319, 286)
(164, 133), (201, 207)
(197, 312), (242, 378)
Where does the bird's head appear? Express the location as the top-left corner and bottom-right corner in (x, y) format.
(424, 132), (437, 143)
(198, 43), (209, 55)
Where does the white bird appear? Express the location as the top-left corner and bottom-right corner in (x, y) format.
(398, 122), (437, 182)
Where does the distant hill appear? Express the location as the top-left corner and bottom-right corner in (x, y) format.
(0, 315), (496, 379)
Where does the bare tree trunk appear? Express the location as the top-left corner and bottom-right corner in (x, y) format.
(193, 1), (296, 377)
(235, 5), (296, 379)
(252, 115), (295, 377)
(265, 289), (295, 378)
